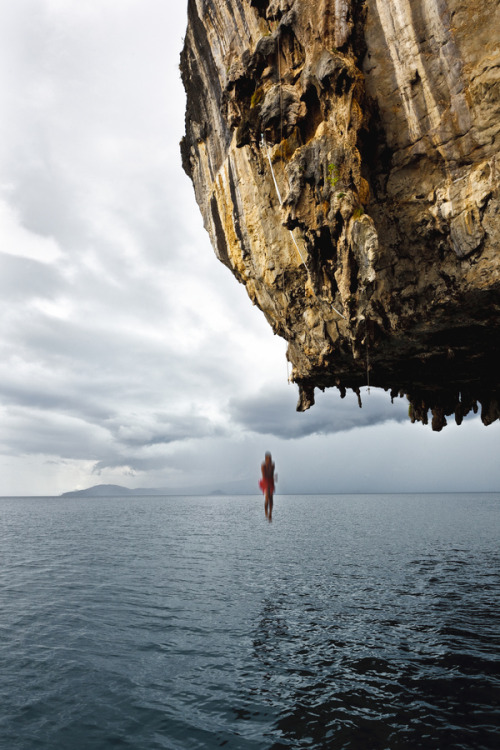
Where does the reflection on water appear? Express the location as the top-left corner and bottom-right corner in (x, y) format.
(245, 496), (500, 748)
(0, 493), (499, 749)
(249, 576), (499, 749)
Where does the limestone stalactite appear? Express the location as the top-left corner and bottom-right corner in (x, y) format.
(181, 0), (500, 430)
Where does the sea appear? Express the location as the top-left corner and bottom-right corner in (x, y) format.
(0, 493), (498, 750)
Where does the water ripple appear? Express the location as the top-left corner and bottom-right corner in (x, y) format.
(0, 493), (499, 749)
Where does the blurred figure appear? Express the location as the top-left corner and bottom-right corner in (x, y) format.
(259, 452), (276, 521)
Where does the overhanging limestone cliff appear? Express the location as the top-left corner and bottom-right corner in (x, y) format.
(180, 0), (500, 430)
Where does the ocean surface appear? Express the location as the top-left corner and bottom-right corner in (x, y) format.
(1, 493), (499, 750)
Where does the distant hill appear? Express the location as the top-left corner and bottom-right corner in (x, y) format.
(61, 484), (134, 497)
(61, 482), (252, 498)
(61, 484), (173, 498)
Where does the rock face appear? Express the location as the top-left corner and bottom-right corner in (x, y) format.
(180, 0), (500, 430)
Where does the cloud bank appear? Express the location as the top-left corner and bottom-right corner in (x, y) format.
(229, 387), (409, 439)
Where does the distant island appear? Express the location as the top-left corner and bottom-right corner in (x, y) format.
(61, 484), (239, 498)
(61, 484), (169, 498)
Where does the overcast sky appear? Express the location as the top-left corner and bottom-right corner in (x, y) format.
(1, 0), (499, 497)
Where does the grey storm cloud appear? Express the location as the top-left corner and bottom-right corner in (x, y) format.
(1, 399), (225, 466)
(0, 378), (113, 423)
(107, 414), (227, 450)
(229, 386), (409, 438)
(1, 407), (109, 461)
(0, 255), (63, 301)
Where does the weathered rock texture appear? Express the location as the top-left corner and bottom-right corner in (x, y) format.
(180, 0), (500, 430)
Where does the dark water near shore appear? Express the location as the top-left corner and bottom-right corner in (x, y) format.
(1, 493), (499, 749)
